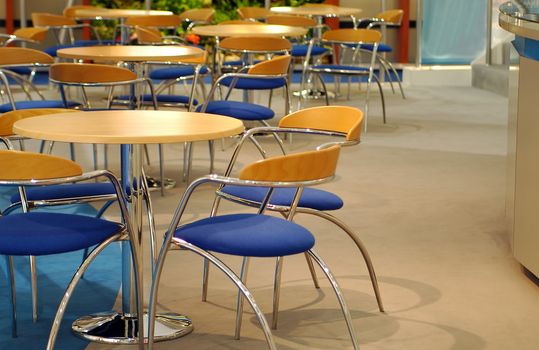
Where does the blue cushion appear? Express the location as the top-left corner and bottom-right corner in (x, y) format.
(362, 43), (392, 53)
(74, 40), (115, 46)
(220, 77), (286, 90)
(222, 60), (262, 67)
(174, 214), (315, 257)
(114, 94), (197, 105)
(8, 67), (33, 75)
(311, 64), (369, 73)
(220, 185), (343, 211)
(10, 183), (116, 203)
(196, 101), (274, 121)
(150, 66), (209, 80)
(291, 44), (328, 57)
(43, 44), (78, 57)
(0, 212), (121, 256)
(0, 100), (80, 113)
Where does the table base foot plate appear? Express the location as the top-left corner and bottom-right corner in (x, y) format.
(72, 311), (193, 344)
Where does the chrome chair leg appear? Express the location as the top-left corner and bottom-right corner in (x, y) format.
(158, 144), (164, 196)
(92, 144), (99, 170)
(308, 249), (360, 350)
(271, 256), (284, 330)
(70, 143), (76, 162)
(201, 257), (210, 301)
(260, 120), (286, 155)
(316, 74), (330, 106)
(303, 252), (320, 289)
(6, 256), (17, 338)
(208, 140), (215, 174)
(30, 255), (38, 323)
(373, 75), (387, 124)
(297, 208), (384, 312)
(235, 256), (250, 340)
(148, 239), (277, 350)
(378, 55), (405, 99)
(144, 144), (151, 166)
(46, 234), (127, 350)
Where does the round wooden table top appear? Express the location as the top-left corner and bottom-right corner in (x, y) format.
(13, 110), (245, 144)
(270, 6), (361, 18)
(192, 24), (307, 37)
(56, 45), (204, 62)
(73, 8), (173, 20)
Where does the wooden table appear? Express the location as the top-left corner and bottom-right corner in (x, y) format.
(192, 23), (307, 38)
(14, 110), (244, 344)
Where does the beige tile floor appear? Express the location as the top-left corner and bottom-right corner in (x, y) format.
(10, 82), (539, 349)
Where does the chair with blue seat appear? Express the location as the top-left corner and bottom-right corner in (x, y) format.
(353, 9), (405, 99)
(301, 29), (387, 131)
(0, 108), (157, 329)
(0, 47), (80, 113)
(192, 55), (292, 180)
(147, 144), (360, 350)
(207, 106), (384, 325)
(0, 149), (144, 350)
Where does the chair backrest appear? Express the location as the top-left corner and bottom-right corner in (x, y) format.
(125, 15), (181, 28)
(322, 28), (382, 44)
(278, 106), (363, 141)
(219, 36), (291, 53)
(13, 27), (48, 42)
(179, 8), (215, 23)
(247, 55), (291, 75)
(0, 47), (54, 66)
(237, 7), (269, 20)
(0, 150), (82, 181)
(218, 20), (264, 25)
(302, 3), (338, 9)
(375, 9), (404, 25)
(50, 63), (137, 84)
(0, 108), (76, 137)
(31, 13), (76, 27)
(135, 26), (163, 44)
(266, 15), (317, 27)
(63, 5), (102, 18)
(239, 144), (340, 182)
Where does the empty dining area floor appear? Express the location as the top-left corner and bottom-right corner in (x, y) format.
(26, 84), (532, 350)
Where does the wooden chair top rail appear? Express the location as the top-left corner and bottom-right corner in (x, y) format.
(0, 150), (82, 181)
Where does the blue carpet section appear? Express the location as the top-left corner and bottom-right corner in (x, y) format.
(0, 187), (121, 350)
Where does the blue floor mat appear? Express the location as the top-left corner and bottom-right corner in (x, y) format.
(0, 186), (121, 350)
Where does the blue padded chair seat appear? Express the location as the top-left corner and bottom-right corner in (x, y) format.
(74, 40), (115, 46)
(291, 44), (328, 57)
(0, 100), (80, 113)
(0, 212), (121, 256)
(344, 43), (392, 53)
(220, 76), (286, 90)
(222, 60), (262, 67)
(196, 101), (274, 121)
(8, 67), (33, 75)
(220, 185), (343, 211)
(114, 94), (197, 105)
(311, 64), (369, 73)
(174, 214), (315, 257)
(10, 183), (116, 203)
(150, 65), (209, 80)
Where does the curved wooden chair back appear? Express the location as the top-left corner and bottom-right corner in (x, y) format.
(0, 108), (76, 137)
(0, 47), (54, 66)
(219, 36), (291, 52)
(239, 145), (340, 182)
(13, 27), (48, 42)
(63, 5), (102, 18)
(322, 28), (382, 44)
(0, 150), (82, 181)
(302, 3), (338, 9)
(50, 63), (137, 84)
(179, 8), (215, 23)
(125, 15), (181, 28)
(237, 7), (269, 20)
(248, 55), (291, 75)
(375, 9), (404, 25)
(135, 26), (163, 44)
(31, 13), (76, 27)
(279, 106), (363, 141)
(218, 20), (264, 25)
(266, 15), (317, 27)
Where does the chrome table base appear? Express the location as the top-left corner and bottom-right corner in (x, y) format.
(293, 88), (335, 99)
(72, 311), (193, 344)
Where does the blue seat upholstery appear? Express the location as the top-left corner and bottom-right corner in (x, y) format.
(0, 100), (80, 113)
(10, 183), (116, 203)
(43, 44), (79, 57)
(150, 65), (209, 80)
(291, 44), (328, 57)
(0, 212), (121, 256)
(73, 40), (115, 46)
(114, 94), (198, 106)
(361, 43), (392, 53)
(220, 76), (286, 90)
(196, 101), (274, 121)
(174, 213), (315, 257)
(222, 59), (262, 67)
(220, 185), (344, 211)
